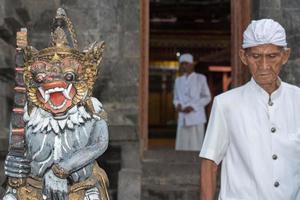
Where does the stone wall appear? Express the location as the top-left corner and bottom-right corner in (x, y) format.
(252, 0), (300, 85)
(0, 0), (25, 185)
(0, 0), (141, 199)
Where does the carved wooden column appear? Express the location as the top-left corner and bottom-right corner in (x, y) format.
(231, 0), (251, 87)
(139, 0), (149, 152)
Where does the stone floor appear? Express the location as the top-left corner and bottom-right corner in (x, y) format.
(141, 150), (201, 200)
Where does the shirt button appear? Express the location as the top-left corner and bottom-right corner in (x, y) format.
(268, 101), (274, 106)
(271, 127), (276, 133)
(274, 181), (280, 187)
(272, 154), (278, 160)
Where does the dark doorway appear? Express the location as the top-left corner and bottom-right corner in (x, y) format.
(148, 0), (231, 149)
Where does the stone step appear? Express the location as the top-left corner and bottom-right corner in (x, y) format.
(142, 150), (200, 185)
(143, 150), (200, 164)
(142, 162), (200, 185)
(142, 183), (199, 200)
(141, 150), (201, 200)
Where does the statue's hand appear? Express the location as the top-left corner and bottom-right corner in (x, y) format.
(43, 170), (68, 200)
(4, 154), (30, 178)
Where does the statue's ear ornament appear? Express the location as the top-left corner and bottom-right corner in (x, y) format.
(84, 41), (105, 67)
(23, 46), (38, 62)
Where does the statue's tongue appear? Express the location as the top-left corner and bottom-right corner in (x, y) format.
(50, 92), (65, 106)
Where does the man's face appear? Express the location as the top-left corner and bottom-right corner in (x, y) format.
(180, 62), (194, 73)
(239, 44), (290, 87)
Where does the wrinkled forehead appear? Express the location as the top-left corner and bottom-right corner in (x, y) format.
(30, 57), (83, 73)
(245, 44), (284, 54)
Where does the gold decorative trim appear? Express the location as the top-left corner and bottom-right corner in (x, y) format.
(52, 164), (69, 179)
(16, 163), (110, 200)
(8, 178), (26, 188)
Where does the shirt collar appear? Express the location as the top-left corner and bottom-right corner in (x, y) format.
(184, 72), (196, 79)
(249, 77), (283, 102)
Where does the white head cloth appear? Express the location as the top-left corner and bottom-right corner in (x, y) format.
(179, 53), (194, 63)
(242, 19), (287, 49)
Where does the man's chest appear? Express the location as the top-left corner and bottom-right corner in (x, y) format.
(178, 77), (201, 95)
(225, 98), (300, 158)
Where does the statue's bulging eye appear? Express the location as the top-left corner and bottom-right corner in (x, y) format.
(35, 73), (46, 84)
(64, 72), (76, 81)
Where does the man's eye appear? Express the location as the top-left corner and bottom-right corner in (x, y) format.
(35, 73), (46, 83)
(64, 72), (76, 81)
(252, 54), (260, 59)
(268, 54), (277, 58)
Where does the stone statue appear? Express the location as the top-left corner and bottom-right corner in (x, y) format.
(3, 8), (110, 200)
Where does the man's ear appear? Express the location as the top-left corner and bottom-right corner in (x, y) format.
(282, 48), (291, 65)
(239, 49), (248, 66)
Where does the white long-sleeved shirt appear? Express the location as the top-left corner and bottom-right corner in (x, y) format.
(200, 78), (300, 200)
(173, 72), (211, 127)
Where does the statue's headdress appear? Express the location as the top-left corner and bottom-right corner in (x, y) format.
(23, 8), (105, 115)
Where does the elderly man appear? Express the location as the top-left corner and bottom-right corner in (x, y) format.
(200, 19), (300, 200)
(173, 53), (211, 151)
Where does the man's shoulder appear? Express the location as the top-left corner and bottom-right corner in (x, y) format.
(212, 83), (250, 110)
(175, 75), (182, 82)
(194, 73), (206, 79)
(282, 81), (300, 92)
(215, 83), (248, 102)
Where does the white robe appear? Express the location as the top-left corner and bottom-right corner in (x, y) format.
(173, 72), (211, 151)
(200, 78), (300, 200)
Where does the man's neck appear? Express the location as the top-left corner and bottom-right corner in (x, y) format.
(260, 79), (280, 95)
(185, 71), (193, 76)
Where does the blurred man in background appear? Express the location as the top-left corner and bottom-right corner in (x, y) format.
(173, 53), (211, 151)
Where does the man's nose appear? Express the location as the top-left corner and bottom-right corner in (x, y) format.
(258, 56), (270, 70)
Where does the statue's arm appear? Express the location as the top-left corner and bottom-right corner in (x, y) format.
(56, 119), (108, 174)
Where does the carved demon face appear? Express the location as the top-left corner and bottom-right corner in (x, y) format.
(20, 7), (105, 116)
(30, 57), (83, 114)
(23, 42), (104, 116)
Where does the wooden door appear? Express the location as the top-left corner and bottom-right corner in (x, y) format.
(139, 0), (252, 152)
